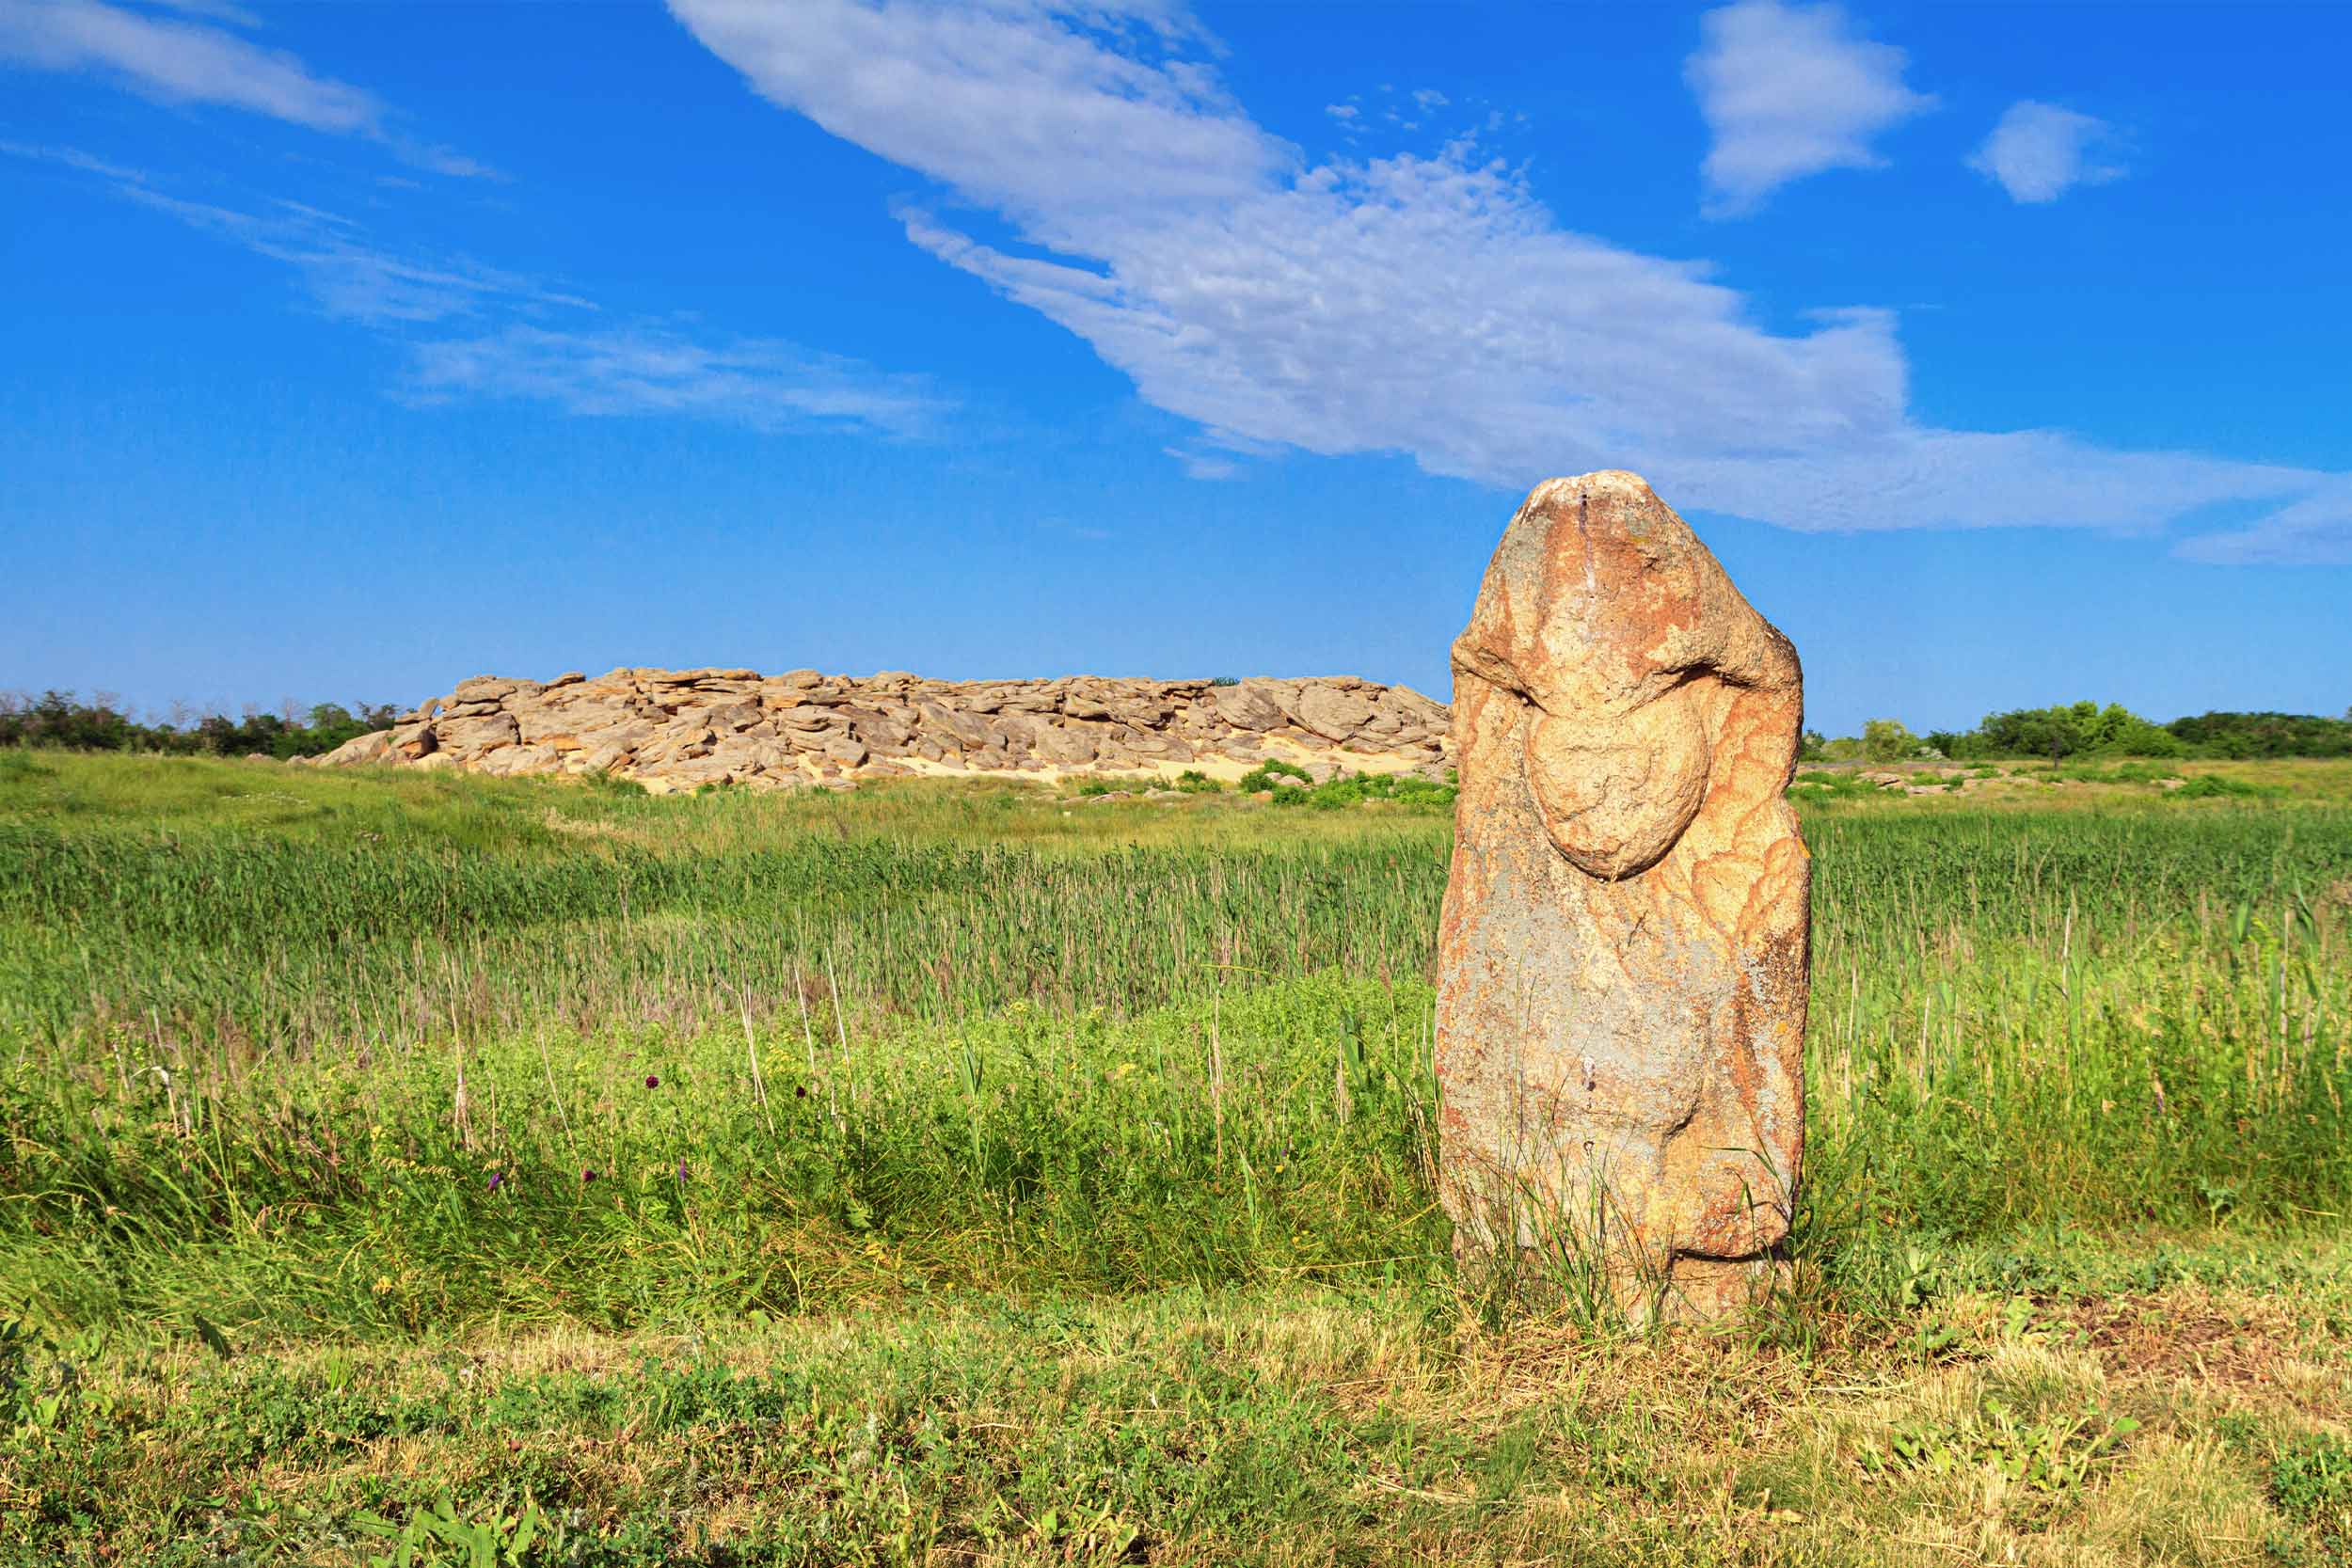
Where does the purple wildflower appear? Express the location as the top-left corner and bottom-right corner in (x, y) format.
(486, 1170), (504, 1193)
(581, 1167), (599, 1184)
(644, 1074), (660, 1090)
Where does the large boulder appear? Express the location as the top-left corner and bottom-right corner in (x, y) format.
(1295, 684), (1375, 742)
(434, 712), (520, 754)
(1436, 472), (1808, 1322)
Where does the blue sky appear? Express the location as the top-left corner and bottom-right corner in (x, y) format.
(3, 0), (2346, 735)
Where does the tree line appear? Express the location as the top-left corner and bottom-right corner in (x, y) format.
(0, 690), (399, 760)
(1804, 701), (2352, 764)
(8, 689), (2347, 768)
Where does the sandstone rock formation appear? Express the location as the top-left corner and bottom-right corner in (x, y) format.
(1435, 472), (1809, 1321)
(310, 669), (1453, 792)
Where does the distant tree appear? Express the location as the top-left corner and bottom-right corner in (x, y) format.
(1798, 729), (1828, 762)
(0, 690), (402, 757)
(1861, 718), (1916, 763)
(2165, 710), (2352, 759)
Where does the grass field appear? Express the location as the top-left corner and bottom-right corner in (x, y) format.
(1, 750), (2348, 1565)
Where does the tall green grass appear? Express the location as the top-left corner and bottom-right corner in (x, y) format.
(0, 754), (2345, 1343)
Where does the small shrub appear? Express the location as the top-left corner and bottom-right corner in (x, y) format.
(1171, 770), (1224, 794)
(1238, 758), (1313, 794)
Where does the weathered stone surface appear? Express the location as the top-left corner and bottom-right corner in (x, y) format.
(318, 667), (1462, 792)
(1295, 684), (1376, 742)
(451, 676), (523, 704)
(329, 730), (392, 766)
(1435, 472), (1809, 1322)
(435, 712), (520, 752)
(475, 743), (560, 777)
(818, 731), (868, 768)
(389, 721), (437, 761)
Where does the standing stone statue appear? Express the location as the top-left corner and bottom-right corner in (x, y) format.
(1436, 471), (1810, 1320)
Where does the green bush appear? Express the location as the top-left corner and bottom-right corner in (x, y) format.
(1263, 769), (1456, 811)
(1237, 758), (1314, 794)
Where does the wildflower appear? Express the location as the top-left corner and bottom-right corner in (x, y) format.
(794, 1085), (809, 1099)
(486, 1170), (504, 1192)
(644, 1074), (660, 1090)
(581, 1167), (599, 1183)
(373, 1275), (393, 1295)
(676, 1160), (690, 1184)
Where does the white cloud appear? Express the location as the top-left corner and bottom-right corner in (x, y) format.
(1411, 87), (1447, 112)
(405, 325), (941, 436)
(1684, 0), (1933, 216)
(674, 0), (1278, 229)
(1967, 101), (2125, 204)
(2173, 483), (2352, 567)
(5, 141), (938, 439)
(661, 0), (2346, 556)
(1324, 103), (1356, 122)
(0, 0), (489, 175)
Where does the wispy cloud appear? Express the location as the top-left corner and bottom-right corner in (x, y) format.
(0, 0), (489, 176)
(1162, 445), (1239, 481)
(405, 325), (941, 436)
(136, 0), (262, 25)
(1967, 101), (2126, 204)
(2173, 483), (2352, 567)
(1684, 0), (1933, 216)
(5, 141), (942, 440)
(665, 0), (2343, 558)
(114, 184), (584, 325)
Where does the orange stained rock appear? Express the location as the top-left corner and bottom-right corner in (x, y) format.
(1437, 471), (1810, 1321)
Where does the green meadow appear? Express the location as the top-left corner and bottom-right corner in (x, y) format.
(1, 749), (2348, 1565)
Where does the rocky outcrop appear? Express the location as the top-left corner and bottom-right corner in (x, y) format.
(310, 669), (1453, 792)
(1435, 472), (1810, 1322)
